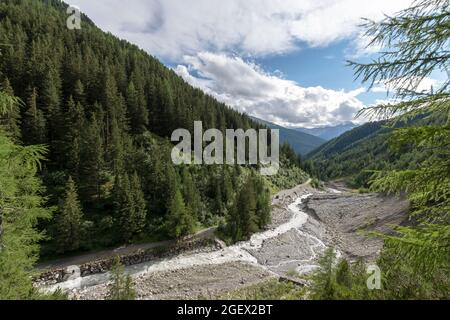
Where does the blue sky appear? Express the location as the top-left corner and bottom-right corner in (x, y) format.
(69, 0), (440, 128)
(255, 40), (379, 104)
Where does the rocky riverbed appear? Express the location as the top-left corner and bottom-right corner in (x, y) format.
(40, 182), (409, 300)
(305, 192), (409, 261)
(72, 262), (274, 300)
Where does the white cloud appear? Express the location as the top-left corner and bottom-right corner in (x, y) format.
(67, 0), (417, 127)
(175, 52), (367, 127)
(70, 0), (414, 60)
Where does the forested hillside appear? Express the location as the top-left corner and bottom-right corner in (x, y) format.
(0, 0), (307, 257)
(304, 112), (446, 187)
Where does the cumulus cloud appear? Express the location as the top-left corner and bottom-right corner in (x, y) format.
(68, 0), (417, 127)
(175, 52), (367, 127)
(70, 0), (414, 60)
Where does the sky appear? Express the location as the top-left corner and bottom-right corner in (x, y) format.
(68, 0), (441, 128)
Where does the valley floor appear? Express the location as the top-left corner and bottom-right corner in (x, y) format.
(39, 181), (409, 300)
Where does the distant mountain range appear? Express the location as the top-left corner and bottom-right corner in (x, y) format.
(295, 122), (358, 141)
(250, 117), (326, 156)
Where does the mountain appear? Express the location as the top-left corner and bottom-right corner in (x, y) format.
(250, 117), (326, 156)
(295, 122), (358, 141)
(305, 113), (446, 187)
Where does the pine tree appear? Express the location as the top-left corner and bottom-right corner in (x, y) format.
(0, 78), (21, 141)
(79, 113), (104, 203)
(226, 176), (259, 242)
(165, 188), (195, 239)
(213, 178), (224, 215)
(254, 176), (271, 228)
(113, 173), (147, 242)
(145, 156), (167, 216)
(102, 68), (128, 143)
(226, 202), (241, 242)
(309, 248), (338, 300)
(22, 88), (46, 145)
(106, 256), (136, 300)
(64, 96), (85, 177)
(42, 66), (62, 130)
(150, 78), (174, 136)
(164, 163), (179, 212)
(335, 259), (351, 288)
(55, 176), (85, 254)
(221, 169), (234, 208)
(73, 79), (86, 106)
(108, 118), (125, 174)
(42, 67), (65, 169)
(126, 81), (148, 135)
(0, 91), (51, 299)
(113, 174), (132, 242)
(130, 172), (147, 235)
(181, 167), (202, 219)
(238, 177), (259, 239)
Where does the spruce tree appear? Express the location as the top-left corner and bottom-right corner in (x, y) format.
(0, 90), (51, 299)
(79, 113), (104, 203)
(335, 259), (352, 288)
(102, 68), (128, 144)
(226, 201), (241, 242)
(126, 81), (148, 135)
(165, 188), (195, 239)
(213, 178), (224, 215)
(64, 96), (85, 177)
(181, 167), (201, 219)
(40, 66), (65, 169)
(55, 176), (85, 254)
(151, 78), (174, 136)
(221, 169), (234, 208)
(130, 172), (147, 235)
(254, 176), (271, 228)
(43, 67), (63, 135)
(309, 248), (338, 300)
(238, 177), (259, 239)
(0, 78), (21, 141)
(226, 176), (259, 242)
(106, 256), (136, 300)
(113, 173), (147, 242)
(145, 156), (167, 216)
(108, 118), (125, 174)
(22, 88), (46, 145)
(73, 79), (86, 106)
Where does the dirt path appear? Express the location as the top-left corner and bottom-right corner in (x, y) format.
(37, 227), (216, 270)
